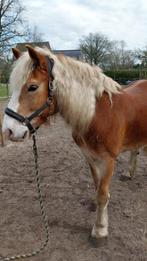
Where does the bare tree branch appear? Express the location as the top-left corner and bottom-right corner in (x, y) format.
(0, 0), (25, 55)
(80, 33), (111, 66)
(80, 33), (137, 69)
(24, 25), (44, 43)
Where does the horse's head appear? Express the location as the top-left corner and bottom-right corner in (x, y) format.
(3, 46), (57, 141)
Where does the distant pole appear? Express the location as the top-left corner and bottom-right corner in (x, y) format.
(6, 82), (9, 97)
(0, 113), (4, 146)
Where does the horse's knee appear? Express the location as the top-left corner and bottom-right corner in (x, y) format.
(98, 186), (109, 205)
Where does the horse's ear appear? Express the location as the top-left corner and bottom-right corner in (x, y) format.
(12, 48), (21, 60)
(26, 45), (40, 67)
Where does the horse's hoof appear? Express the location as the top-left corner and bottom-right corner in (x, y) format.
(119, 175), (132, 181)
(89, 235), (108, 248)
(88, 201), (97, 212)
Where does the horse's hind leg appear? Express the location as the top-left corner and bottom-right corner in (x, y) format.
(83, 162), (100, 212)
(80, 160), (100, 211)
(89, 162), (99, 191)
(91, 157), (115, 239)
(128, 150), (138, 178)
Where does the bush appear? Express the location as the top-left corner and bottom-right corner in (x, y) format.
(105, 69), (147, 84)
(0, 59), (12, 83)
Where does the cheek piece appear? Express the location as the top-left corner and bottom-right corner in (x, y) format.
(5, 57), (54, 134)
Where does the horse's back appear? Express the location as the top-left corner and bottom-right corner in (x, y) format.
(124, 79), (147, 95)
(123, 80), (147, 117)
(87, 80), (147, 155)
(121, 80), (147, 148)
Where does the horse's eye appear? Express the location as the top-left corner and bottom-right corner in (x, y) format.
(28, 85), (38, 92)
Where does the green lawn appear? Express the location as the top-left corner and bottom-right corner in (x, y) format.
(0, 83), (9, 97)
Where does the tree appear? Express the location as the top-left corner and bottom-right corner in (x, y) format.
(0, 57), (12, 83)
(24, 25), (44, 43)
(136, 46), (147, 68)
(0, 0), (25, 56)
(107, 40), (136, 70)
(80, 33), (112, 66)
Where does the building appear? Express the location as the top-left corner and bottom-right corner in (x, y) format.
(1, 42), (82, 85)
(15, 42), (82, 60)
(16, 41), (51, 52)
(53, 49), (82, 60)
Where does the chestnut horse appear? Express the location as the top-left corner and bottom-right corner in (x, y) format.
(2, 46), (147, 240)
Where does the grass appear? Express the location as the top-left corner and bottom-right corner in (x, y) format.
(0, 83), (9, 97)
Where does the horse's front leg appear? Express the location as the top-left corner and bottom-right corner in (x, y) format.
(91, 157), (115, 239)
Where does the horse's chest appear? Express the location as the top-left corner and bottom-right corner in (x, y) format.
(73, 131), (107, 156)
(72, 133), (106, 178)
(81, 147), (107, 179)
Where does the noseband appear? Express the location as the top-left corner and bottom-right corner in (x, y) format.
(5, 57), (54, 134)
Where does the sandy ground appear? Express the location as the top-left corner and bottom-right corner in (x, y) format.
(0, 100), (147, 261)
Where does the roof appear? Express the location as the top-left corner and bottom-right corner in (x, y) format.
(15, 42), (81, 60)
(16, 41), (51, 52)
(53, 49), (81, 59)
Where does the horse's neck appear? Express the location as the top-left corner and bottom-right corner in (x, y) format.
(53, 57), (120, 133)
(53, 59), (96, 133)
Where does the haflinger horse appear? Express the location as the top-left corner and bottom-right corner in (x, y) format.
(2, 45), (147, 240)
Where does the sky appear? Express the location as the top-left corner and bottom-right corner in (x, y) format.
(22, 0), (147, 50)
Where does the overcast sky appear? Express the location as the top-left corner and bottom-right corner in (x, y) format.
(22, 0), (147, 50)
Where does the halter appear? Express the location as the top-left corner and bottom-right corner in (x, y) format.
(5, 57), (54, 134)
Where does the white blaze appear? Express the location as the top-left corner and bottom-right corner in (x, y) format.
(2, 88), (28, 139)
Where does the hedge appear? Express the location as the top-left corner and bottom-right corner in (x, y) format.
(105, 69), (147, 84)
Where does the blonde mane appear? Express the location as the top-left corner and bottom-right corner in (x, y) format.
(10, 47), (121, 132)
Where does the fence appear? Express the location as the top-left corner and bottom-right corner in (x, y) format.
(0, 113), (4, 146)
(0, 78), (8, 146)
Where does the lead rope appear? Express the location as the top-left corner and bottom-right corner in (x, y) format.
(0, 134), (49, 261)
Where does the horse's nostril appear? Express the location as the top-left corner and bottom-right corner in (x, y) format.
(4, 128), (28, 141)
(22, 131), (27, 139)
(6, 128), (13, 138)
(8, 129), (13, 136)
(4, 128), (14, 140)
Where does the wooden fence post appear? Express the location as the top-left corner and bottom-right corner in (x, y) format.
(0, 113), (4, 146)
